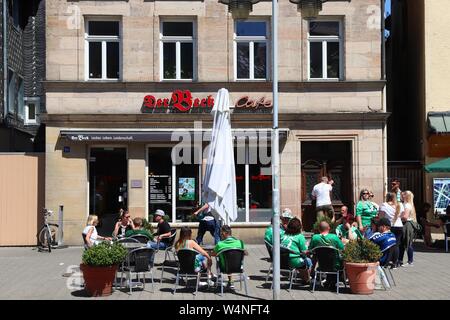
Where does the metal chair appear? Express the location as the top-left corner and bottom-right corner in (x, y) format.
(216, 248), (248, 296)
(120, 247), (156, 294)
(173, 248), (208, 295)
(129, 234), (151, 244)
(380, 245), (397, 288)
(82, 233), (89, 250)
(311, 246), (346, 294)
(266, 245), (304, 291)
(160, 228), (178, 283)
(264, 240), (273, 283)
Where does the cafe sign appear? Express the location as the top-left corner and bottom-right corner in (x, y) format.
(141, 90), (273, 113)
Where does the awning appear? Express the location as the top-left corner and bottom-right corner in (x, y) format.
(59, 129), (289, 143)
(425, 157), (450, 173)
(428, 112), (450, 133)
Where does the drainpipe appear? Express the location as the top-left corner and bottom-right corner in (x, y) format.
(3, 0), (7, 122)
(381, 0), (388, 195)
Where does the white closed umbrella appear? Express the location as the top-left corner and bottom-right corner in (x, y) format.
(202, 88), (237, 225)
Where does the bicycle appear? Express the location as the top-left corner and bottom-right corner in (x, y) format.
(37, 208), (59, 252)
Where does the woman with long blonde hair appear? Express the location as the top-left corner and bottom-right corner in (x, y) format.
(83, 214), (111, 248)
(399, 191), (418, 266)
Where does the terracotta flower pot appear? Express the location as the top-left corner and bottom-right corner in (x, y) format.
(80, 264), (118, 297)
(344, 262), (379, 295)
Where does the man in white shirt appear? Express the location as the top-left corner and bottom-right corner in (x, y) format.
(312, 176), (334, 220)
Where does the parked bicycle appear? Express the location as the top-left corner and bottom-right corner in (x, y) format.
(37, 208), (59, 252)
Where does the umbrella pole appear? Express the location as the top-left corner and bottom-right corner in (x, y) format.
(271, 0), (281, 301)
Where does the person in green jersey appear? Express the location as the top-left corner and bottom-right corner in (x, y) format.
(125, 217), (153, 240)
(212, 225), (247, 290)
(281, 218), (312, 283)
(264, 208), (291, 245)
(334, 209), (363, 243)
(309, 221), (345, 288)
(356, 189), (379, 233)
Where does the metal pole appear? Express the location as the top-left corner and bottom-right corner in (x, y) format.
(3, 0), (8, 121)
(271, 0), (281, 301)
(58, 205), (64, 246)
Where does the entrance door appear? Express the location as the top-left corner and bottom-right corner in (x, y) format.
(300, 141), (352, 231)
(89, 147), (127, 236)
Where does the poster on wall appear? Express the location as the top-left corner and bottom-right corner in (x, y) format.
(178, 178), (195, 201)
(433, 178), (450, 214)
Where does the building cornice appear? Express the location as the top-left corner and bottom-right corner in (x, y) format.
(41, 112), (390, 127)
(43, 80), (386, 93)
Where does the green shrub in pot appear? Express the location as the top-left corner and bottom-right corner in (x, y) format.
(82, 242), (128, 267)
(342, 238), (382, 263)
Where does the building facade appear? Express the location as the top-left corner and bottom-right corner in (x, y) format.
(45, 0), (388, 244)
(388, 0), (450, 223)
(0, 0), (45, 151)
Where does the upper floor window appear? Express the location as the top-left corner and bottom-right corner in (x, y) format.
(234, 21), (268, 80)
(24, 97), (40, 125)
(85, 19), (121, 80)
(308, 21), (343, 80)
(7, 70), (16, 114)
(160, 21), (195, 80)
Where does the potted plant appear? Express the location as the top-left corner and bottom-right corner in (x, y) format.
(342, 238), (382, 294)
(80, 242), (128, 297)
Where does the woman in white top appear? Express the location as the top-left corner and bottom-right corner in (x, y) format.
(399, 191), (418, 266)
(83, 215), (112, 248)
(378, 192), (404, 267)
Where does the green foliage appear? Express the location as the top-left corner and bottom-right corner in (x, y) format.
(82, 242), (127, 267)
(141, 218), (154, 234)
(312, 215), (336, 234)
(148, 214), (172, 223)
(342, 238), (382, 263)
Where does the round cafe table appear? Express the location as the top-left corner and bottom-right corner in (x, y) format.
(201, 244), (215, 255)
(120, 242), (147, 250)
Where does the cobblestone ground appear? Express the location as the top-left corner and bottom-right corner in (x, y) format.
(0, 242), (449, 300)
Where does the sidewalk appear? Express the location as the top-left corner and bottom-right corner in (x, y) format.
(0, 242), (449, 300)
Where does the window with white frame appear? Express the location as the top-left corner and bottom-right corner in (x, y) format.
(17, 78), (24, 119)
(24, 98), (40, 125)
(235, 21), (268, 80)
(308, 21), (343, 80)
(160, 21), (195, 80)
(85, 19), (121, 80)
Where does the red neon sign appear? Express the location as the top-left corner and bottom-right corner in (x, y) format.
(142, 90), (214, 112)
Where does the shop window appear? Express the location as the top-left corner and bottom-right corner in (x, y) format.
(160, 21), (195, 80)
(308, 21), (343, 80)
(148, 147), (201, 222)
(235, 20), (268, 80)
(85, 19), (121, 80)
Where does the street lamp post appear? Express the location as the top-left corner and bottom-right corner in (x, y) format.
(218, 0), (351, 300)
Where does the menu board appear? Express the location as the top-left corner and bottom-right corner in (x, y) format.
(149, 175), (172, 203)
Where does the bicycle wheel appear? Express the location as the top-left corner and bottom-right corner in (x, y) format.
(38, 226), (57, 252)
(38, 227), (50, 251)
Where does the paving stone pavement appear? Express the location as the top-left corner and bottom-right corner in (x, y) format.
(0, 242), (449, 300)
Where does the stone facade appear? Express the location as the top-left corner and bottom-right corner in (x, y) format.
(44, 0), (387, 244)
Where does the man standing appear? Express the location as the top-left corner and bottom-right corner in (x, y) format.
(312, 176), (334, 220)
(193, 203), (221, 245)
(391, 178), (402, 203)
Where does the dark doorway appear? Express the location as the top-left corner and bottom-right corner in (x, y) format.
(89, 147), (127, 236)
(301, 141), (352, 231)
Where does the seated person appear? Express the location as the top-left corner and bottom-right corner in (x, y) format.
(309, 221), (344, 288)
(309, 221), (345, 268)
(280, 218), (312, 282)
(148, 209), (172, 250)
(83, 215), (111, 248)
(113, 209), (135, 239)
(125, 217), (153, 240)
(212, 225), (247, 290)
(417, 203), (441, 248)
(364, 217), (380, 239)
(369, 217), (397, 266)
(175, 226), (214, 286)
(335, 212), (363, 244)
(264, 209), (290, 245)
